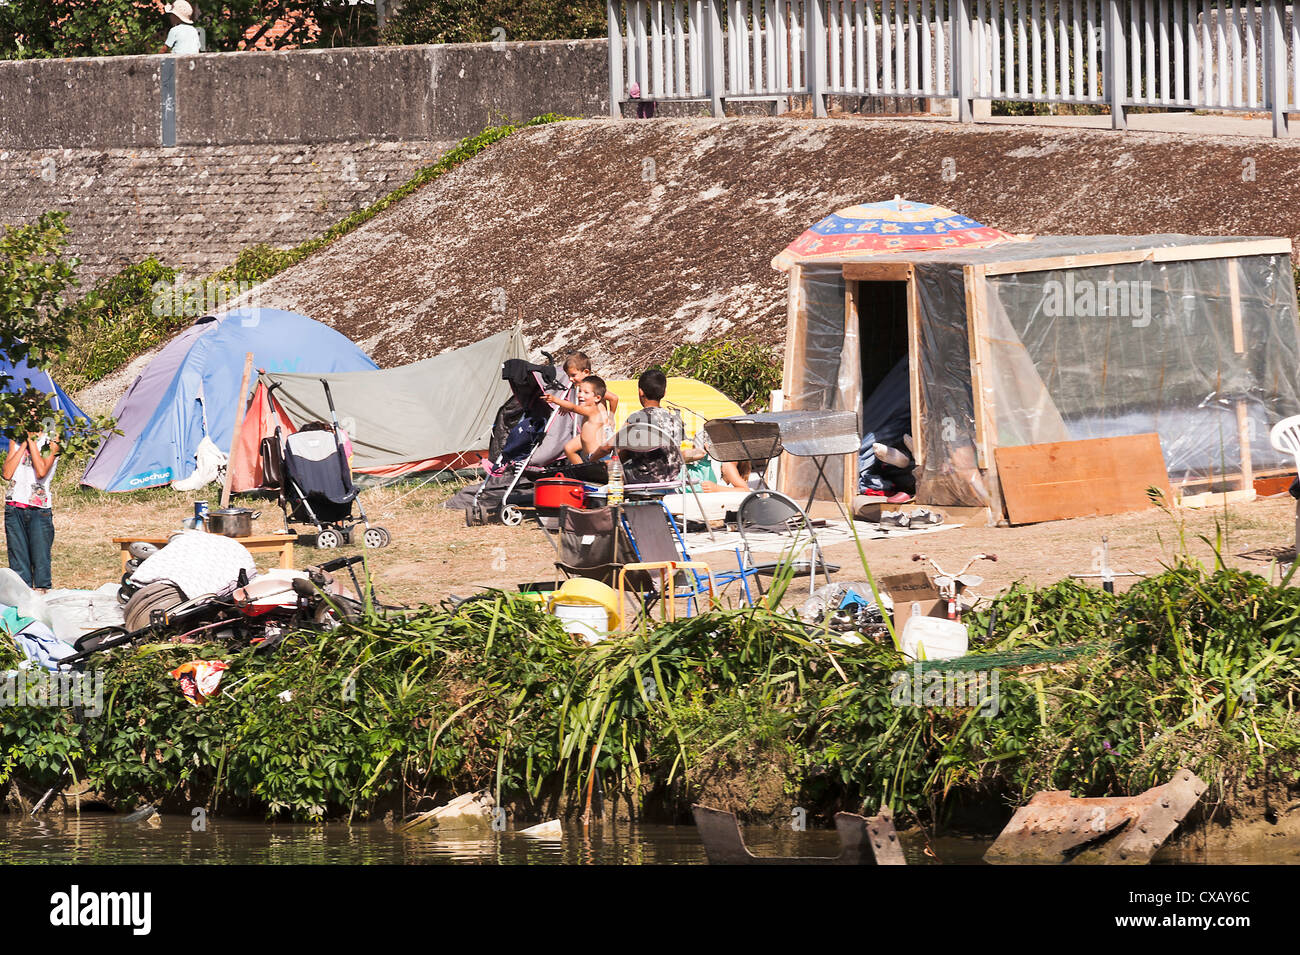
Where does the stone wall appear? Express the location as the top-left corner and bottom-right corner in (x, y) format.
(0, 40), (611, 149)
(0, 139), (446, 283)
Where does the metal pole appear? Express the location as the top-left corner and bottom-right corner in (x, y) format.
(609, 0), (626, 116)
(806, 0), (828, 115)
(1266, 0), (1290, 137)
(953, 0), (974, 120)
(708, 0), (726, 116)
(1104, 0), (1126, 130)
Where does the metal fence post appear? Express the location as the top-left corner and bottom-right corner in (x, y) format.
(1266, 0), (1290, 138)
(608, 0), (625, 117)
(952, 0), (974, 121)
(806, 0), (827, 116)
(1104, 0), (1126, 130)
(708, 0), (726, 116)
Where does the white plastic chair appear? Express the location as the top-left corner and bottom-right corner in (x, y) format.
(1269, 415), (1300, 552)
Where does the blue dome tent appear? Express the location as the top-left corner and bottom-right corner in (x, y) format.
(81, 308), (377, 492)
(0, 352), (90, 437)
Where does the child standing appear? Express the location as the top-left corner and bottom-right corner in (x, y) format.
(3, 425), (59, 594)
(562, 352), (618, 415)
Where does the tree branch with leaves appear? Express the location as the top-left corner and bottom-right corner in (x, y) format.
(0, 212), (115, 459)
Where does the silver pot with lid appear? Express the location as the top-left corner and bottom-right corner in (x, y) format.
(203, 507), (260, 537)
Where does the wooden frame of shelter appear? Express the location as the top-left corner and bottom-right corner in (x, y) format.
(776, 235), (1300, 523)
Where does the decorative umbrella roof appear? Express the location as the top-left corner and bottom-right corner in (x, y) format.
(773, 197), (1030, 269)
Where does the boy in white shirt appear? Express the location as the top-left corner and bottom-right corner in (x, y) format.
(162, 1), (203, 55)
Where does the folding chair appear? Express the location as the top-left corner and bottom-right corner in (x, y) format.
(736, 490), (839, 597)
(617, 416), (716, 537)
(619, 501), (757, 615)
(622, 500), (759, 607)
(1269, 414), (1300, 554)
(552, 504), (684, 623)
(553, 505), (633, 588)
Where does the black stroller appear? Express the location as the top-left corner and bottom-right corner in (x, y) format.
(467, 357), (604, 526)
(262, 380), (392, 549)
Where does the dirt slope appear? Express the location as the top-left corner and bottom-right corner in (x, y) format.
(224, 117), (1300, 372)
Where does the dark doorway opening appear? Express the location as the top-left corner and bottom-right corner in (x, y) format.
(855, 280), (910, 399)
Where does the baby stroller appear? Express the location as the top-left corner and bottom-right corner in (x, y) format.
(468, 358), (602, 526)
(262, 380), (391, 549)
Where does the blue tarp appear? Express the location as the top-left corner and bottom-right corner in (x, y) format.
(82, 308), (377, 491)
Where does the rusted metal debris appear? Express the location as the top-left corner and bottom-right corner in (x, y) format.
(985, 768), (1207, 865)
(692, 804), (907, 865)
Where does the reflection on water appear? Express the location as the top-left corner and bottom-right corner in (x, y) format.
(0, 815), (956, 865)
(0, 815), (1288, 864)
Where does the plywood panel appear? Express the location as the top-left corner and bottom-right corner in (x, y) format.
(995, 434), (1172, 525)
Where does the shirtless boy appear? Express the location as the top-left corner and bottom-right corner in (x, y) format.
(546, 375), (616, 464)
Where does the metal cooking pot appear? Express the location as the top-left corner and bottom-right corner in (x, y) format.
(203, 507), (261, 538)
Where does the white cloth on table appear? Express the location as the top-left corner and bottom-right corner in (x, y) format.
(129, 530), (256, 599)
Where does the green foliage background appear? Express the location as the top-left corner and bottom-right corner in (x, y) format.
(660, 338), (784, 411)
(0, 0), (378, 59)
(381, 0), (606, 45)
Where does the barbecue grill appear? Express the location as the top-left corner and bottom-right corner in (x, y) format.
(704, 410), (860, 522)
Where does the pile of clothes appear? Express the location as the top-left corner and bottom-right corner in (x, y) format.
(858, 357), (916, 504)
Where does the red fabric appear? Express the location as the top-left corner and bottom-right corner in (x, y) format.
(230, 383), (295, 493)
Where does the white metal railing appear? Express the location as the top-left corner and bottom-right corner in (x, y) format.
(971, 0), (1106, 102)
(610, 0), (1299, 136)
(724, 0), (809, 96)
(820, 0), (954, 96)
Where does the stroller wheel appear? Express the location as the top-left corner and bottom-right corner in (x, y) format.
(316, 528), (342, 549)
(500, 505), (523, 527)
(362, 526), (390, 549)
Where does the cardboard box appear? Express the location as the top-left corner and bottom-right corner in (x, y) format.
(879, 571), (948, 631)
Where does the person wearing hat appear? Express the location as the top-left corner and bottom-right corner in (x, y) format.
(161, 1), (203, 55)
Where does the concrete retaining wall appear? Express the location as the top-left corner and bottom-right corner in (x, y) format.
(0, 40), (611, 149)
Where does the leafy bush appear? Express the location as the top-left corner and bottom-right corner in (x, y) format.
(660, 337), (783, 411)
(4, 560), (1295, 825)
(0, 212), (115, 455)
(54, 258), (181, 389)
(381, 0), (606, 46)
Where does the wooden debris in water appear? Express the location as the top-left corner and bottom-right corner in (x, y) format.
(519, 819), (563, 839)
(397, 789), (496, 833)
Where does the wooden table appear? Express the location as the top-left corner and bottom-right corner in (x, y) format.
(113, 532), (298, 572)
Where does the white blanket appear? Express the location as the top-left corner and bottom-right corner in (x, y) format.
(130, 530), (256, 599)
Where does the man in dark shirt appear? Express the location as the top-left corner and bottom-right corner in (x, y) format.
(619, 369), (685, 484)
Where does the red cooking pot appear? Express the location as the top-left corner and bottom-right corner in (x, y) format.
(534, 477), (586, 509)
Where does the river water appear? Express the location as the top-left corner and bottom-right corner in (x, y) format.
(2, 814), (1290, 864)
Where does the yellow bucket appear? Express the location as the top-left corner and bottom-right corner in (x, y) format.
(547, 578), (622, 633)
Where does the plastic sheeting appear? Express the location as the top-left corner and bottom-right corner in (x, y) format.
(781, 235), (1300, 507)
(981, 253), (1300, 484)
(913, 263), (985, 504)
(784, 267), (854, 502)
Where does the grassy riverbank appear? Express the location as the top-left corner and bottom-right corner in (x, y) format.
(3, 546), (1297, 830)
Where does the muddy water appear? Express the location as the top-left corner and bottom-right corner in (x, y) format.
(0, 816), (1290, 864)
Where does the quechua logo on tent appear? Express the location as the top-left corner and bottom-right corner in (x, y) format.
(126, 469), (174, 488)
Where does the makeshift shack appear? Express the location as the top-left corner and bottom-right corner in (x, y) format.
(773, 199), (1300, 520)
